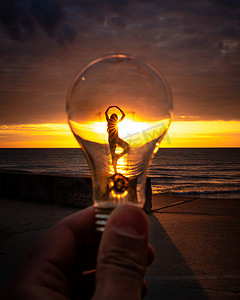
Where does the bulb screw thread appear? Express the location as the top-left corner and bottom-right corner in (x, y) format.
(95, 206), (114, 232)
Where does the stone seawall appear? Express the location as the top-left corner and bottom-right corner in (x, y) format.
(0, 170), (152, 210)
(0, 169), (93, 208)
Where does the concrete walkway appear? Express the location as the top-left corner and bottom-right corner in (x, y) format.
(146, 195), (240, 299)
(0, 195), (240, 299)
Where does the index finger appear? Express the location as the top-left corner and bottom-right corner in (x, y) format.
(24, 206), (97, 276)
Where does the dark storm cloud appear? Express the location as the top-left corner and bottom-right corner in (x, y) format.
(0, 0), (77, 44)
(0, 0), (240, 124)
(29, 0), (64, 38)
(1, 0), (240, 42)
(0, 0), (132, 43)
(0, 0), (36, 41)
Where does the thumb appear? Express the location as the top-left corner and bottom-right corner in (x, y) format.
(93, 205), (149, 300)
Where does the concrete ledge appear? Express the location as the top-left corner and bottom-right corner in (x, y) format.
(0, 169), (93, 208)
(0, 169), (152, 210)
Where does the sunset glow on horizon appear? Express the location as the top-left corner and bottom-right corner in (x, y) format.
(0, 120), (239, 148)
(68, 118), (170, 146)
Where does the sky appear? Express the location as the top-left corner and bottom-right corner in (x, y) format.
(0, 0), (240, 147)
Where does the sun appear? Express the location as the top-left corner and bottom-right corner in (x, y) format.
(118, 118), (149, 138)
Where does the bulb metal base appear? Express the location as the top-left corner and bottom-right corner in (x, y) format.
(95, 206), (115, 232)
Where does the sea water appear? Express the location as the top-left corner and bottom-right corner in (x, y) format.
(0, 148), (239, 199)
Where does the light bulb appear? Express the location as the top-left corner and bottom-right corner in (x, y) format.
(66, 54), (173, 231)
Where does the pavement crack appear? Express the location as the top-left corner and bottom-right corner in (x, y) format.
(151, 197), (201, 212)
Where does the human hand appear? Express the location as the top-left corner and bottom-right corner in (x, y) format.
(0, 205), (154, 299)
(93, 205), (154, 300)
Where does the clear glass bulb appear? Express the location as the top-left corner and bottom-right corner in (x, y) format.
(66, 54), (173, 231)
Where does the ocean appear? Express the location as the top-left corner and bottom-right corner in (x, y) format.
(0, 148), (239, 199)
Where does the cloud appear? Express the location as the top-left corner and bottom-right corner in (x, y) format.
(107, 16), (127, 29)
(0, 0), (240, 125)
(29, 0), (64, 38)
(0, 0), (77, 44)
(0, 0), (36, 41)
(0, 0), (132, 44)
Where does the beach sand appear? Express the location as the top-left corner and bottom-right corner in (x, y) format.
(0, 194), (239, 299)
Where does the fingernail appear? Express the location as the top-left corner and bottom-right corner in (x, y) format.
(110, 205), (148, 236)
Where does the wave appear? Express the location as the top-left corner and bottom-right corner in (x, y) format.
(1, 148), (239, 200)
(150, 175), (240, 183)
(155, 189), (240, 197)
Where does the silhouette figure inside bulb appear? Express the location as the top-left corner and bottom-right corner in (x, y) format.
(105, 106), (130, 173)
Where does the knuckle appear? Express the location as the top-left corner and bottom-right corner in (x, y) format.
(98, 246), (146, 279)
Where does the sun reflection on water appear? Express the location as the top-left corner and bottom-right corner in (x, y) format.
(108, 147), (132, 176)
